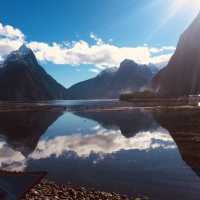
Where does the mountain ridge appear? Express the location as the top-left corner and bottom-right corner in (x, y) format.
(0, 45), (68, 100)
(66, 59), (158, 99)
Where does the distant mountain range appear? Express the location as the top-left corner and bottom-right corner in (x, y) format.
(2, 13), (200, 100)
(76, 110), (158, 138)
(0, 45), (67, 100)
(66, 59), (158, 99)
(0, 45), (159, 100)
(152, 12), (200, 97)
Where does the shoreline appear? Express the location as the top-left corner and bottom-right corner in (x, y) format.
(0, 101), (198, 113)
(0, 102), (199, 200)
(21, 179), (149, 200)
(0, 102), (67, 112)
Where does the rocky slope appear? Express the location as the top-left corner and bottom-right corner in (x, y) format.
(152, 13), (200, 97)
(0, 45), (68, 100)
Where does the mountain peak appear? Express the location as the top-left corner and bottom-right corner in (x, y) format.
(118, 59), (140, 73)
(18, 44), (33, 56)
(0, 44), (67, 100)
(66, 59), (155, 99)
(120, 59), (137, 67)
(4, 44), (38, 66)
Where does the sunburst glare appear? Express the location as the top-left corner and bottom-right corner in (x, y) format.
(172, 0), (200, 12)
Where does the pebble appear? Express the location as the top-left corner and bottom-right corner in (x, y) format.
(21, 179), (148, 200)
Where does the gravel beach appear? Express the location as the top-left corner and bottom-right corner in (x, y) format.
(21, 179), (149, 200)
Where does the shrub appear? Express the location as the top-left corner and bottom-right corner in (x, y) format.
(120, 90), (157, 100)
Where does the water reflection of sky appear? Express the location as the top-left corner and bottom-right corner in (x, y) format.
(0, 110), (200, 199)
(42, 112), (99, 139)
(0, 111), (176, 171)
(33, 127), (175, 159)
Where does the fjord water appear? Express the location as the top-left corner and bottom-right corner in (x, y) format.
(0, 101), (200, 200)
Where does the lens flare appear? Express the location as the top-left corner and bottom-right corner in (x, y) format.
(173, 0), (200, 12)
(162, 0), (200, 26)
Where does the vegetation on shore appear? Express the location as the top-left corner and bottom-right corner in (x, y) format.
(119, 90), (191, 107)
(120, 90), (158, 101)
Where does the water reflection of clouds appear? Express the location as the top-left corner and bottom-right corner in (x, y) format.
(0, 142), (26, 171)
(32, 127), (175, 158)
(0, 126), (176, 171)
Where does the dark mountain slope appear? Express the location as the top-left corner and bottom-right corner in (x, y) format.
(152, 13), (200, 97)
(0, 111), (62, 156)
(0, 45), (68, 100)
(66, 59), (157, 99)
(75, 110), (158, 138)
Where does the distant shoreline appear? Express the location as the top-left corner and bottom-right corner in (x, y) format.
(0, 100), (198, 112)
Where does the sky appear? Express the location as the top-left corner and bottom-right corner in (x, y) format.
(0, 0), (199, 88)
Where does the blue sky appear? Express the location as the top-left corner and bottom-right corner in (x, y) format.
(0, 0), (199, 88)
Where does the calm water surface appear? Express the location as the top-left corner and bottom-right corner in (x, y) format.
(0, 100), (200, 200)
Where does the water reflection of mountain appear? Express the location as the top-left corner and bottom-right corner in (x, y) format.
(75, 110), (159, 137)
(0, 111), (62, 156)
(154, 110), (200, 176)
(76, 109), (200, 178)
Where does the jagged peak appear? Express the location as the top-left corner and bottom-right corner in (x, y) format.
(4, 44), (38, 65)
(120, 59), (137, 66)
(18, 44), (33, 56)
(118, 59), (140, 72)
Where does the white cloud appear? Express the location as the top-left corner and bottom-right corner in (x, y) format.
(30, 127), (175, 159)
(28, 39), (174, 68)
(150, 46), (176, 53)
(90, 32), (103, 45)
(0, 38), (23, 58)
(0, 23), (24, 40)
(0, 22), (174, 69)
(89, 68), (100, 73)
(150, 53), (172, 67)
(0, 23), (24, 58)
(0, 142), (26, 171)
(0, 127), (176, 171)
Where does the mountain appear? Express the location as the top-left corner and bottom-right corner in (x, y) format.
(75, 110), (158, 138)
(0, 110), (62, 156)
(66, 59), (158, 99)
(154, 110), (200, 177)
(152, 13), (200, 97)
(0, 45), (67, 100)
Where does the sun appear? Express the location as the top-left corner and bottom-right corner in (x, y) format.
(173, 0), (200, 12)
(165, 0), (200, 21)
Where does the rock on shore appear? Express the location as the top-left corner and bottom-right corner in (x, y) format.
(21, 179), (149, 200)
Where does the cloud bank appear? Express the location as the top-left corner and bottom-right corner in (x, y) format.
(31, 127), (175, 159)
(0, 22), (175, 68)
(0, 126), (175, 171)
(0, 23), (25, 61)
